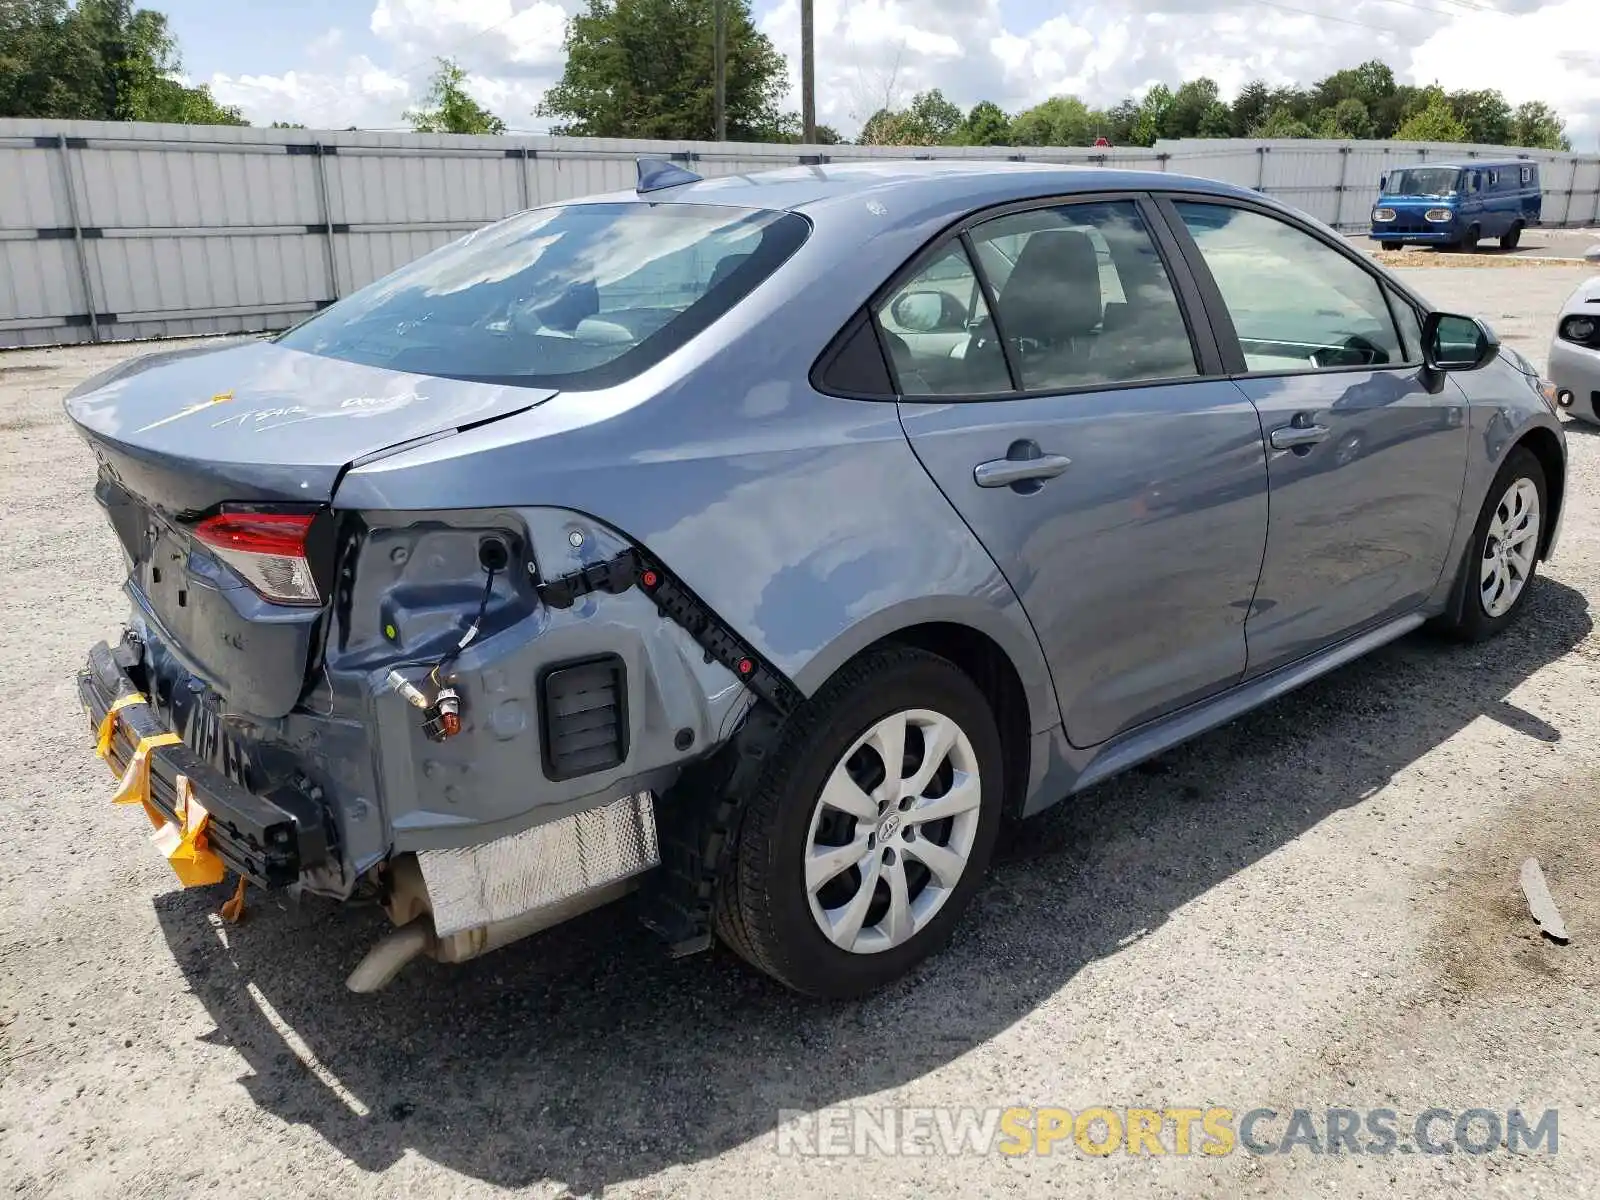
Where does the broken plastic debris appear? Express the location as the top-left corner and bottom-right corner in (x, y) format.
(1519, 857), (1569, 943)
(220, 876), (248, 923)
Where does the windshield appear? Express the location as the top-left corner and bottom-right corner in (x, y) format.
(1386, 168), (1462, 198)
(277, 202), (809, 388)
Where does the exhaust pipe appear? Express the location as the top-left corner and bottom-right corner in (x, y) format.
(346, 920), (433, 993)
(345, 877), (643, 992)
(346, 793), (661, 993)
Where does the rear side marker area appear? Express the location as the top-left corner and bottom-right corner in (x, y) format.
(535, 547), (803, 716)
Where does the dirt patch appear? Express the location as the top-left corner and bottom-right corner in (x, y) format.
(1423, 777), (1600, 1002)
(1371, 251), (1588, 270)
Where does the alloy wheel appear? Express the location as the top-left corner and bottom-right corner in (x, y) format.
(1481, 477), (1541, 618)
(803, 708), (982, 955)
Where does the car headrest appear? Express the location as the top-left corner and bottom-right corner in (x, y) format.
(707, 253), (752, 292)
(998, 229), (1102, 344)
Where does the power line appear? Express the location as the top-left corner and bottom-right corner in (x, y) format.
(1241, 0), (1403, 34)
(385, 9), (528, 84)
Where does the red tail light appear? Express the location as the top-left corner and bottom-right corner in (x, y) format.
(193, 512), (321, 606)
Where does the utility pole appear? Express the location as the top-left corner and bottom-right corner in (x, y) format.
(713, 0), (727, 140)
(801, 0), (816, 143)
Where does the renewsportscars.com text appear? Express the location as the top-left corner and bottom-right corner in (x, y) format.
(774, 1105), (1559, 1158)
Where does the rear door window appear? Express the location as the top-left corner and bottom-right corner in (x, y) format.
(969, 199), (1198, 391)
(277, 202), (809, 389)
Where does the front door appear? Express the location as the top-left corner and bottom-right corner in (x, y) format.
(1166, 199), (1470, 676)
(887, 197), (1270, 748)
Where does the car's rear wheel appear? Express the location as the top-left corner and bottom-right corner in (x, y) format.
(1439, 447), (1547, 641)
(1500, 222), (1523, 250)
(1382, 241), (1404, 252)
(714, 645), (1003, 998)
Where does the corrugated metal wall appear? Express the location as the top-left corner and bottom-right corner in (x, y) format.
(2, 119), (1596, 349)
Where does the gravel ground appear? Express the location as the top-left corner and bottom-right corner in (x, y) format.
(4, 266), (1600, 1199)
(1346, 227), (1600, 263)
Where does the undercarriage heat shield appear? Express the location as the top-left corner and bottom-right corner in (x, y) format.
(417, 792), (660, 937)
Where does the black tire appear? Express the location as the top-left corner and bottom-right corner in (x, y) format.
(714, 645), (1004, 998)
(1438, 446), (1547, 642)
(1382, 241), (1404, 252)
(1500, 222), (1523, 250)
(1461, 224), (1481, 251)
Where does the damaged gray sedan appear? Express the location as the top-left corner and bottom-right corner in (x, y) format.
(69, 159), (1565, 998)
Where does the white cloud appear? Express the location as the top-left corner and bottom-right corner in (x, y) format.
(209, 55), (413, 129)
(200, 0), (1599, 146)
(370, 0), (570, 73)
(307, 27), (345, 59)
(1411, 0), (1600, 144)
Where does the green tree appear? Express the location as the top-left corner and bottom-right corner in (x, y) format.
(1008, 95), (1096, 146)
(1100, 97), (1140, 144)
(1447, 88), (1512, 145)
(905, 88), (962, 143)
(1312, 60), (1394, 116)
(763, 111), (839, 142)
(1229, 80), (1271, 137)
(1511, 100), (1569, 150)
(1166, 77), (1227, 138)
(957, 99), (1010, 146)
(404, 57), (506, 134)
(1130, 83), (1173, 146)
(1394, 94), (1468, 143)
(1253, 109), (1317, 138)
(0, 0), (96, 116)
(0, 0), (245, 123)
(856, 90), (963, 146)
(1318, 97), (1372, 139)
(538, 0), (787, 141)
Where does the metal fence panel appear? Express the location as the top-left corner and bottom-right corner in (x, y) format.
(2, 120), (1596, 349)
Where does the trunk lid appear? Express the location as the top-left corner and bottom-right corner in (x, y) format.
(66, 338), (554, 512)
(66, 338), (555, 718)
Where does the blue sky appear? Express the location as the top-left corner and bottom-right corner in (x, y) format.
(162, 1), (1599, 143)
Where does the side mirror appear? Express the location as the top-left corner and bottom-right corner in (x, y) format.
(1379, 173), (1388, 192)
(1423, 311), (1500, 372)
(891, 290), (968, 333)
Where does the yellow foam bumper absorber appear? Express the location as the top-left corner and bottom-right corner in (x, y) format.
(111, 735), (226, 887)
(111, 731), (183, 827)
(148, 774), (226, 888)
(219, 875), (248, 923)
(96, 693), (147, 770)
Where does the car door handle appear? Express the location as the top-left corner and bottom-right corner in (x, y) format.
(1269, 423), (1331, 450)
(974, 453), (1073, 488)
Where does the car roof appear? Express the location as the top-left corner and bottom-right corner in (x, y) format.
(582, 159), (1267, 216)
(1404, 160), (1529, 171)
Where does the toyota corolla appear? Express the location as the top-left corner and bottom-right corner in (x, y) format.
(68, 159), (1566, 998)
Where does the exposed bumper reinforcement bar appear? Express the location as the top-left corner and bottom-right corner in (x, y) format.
(78, 639), (325, 888)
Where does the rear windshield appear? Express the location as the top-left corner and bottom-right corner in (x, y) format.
(277, 202), (809, 389)
(1387, 168), (1461, 197)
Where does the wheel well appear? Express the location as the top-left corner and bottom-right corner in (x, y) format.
(882, 622), (1032, 821)
(1518, 426), (1565, 558)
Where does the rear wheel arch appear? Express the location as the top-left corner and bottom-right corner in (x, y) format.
(877, 622), (1033, 822)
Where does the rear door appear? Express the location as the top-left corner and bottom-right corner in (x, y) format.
(1160, 196), (1469, 677)
(891, 195), (1270, 748)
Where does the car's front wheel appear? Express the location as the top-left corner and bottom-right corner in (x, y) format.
(715, 645), (1004, 998)
(1439, 446), (1547, 641)
(1382, 240), (1404, 252)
